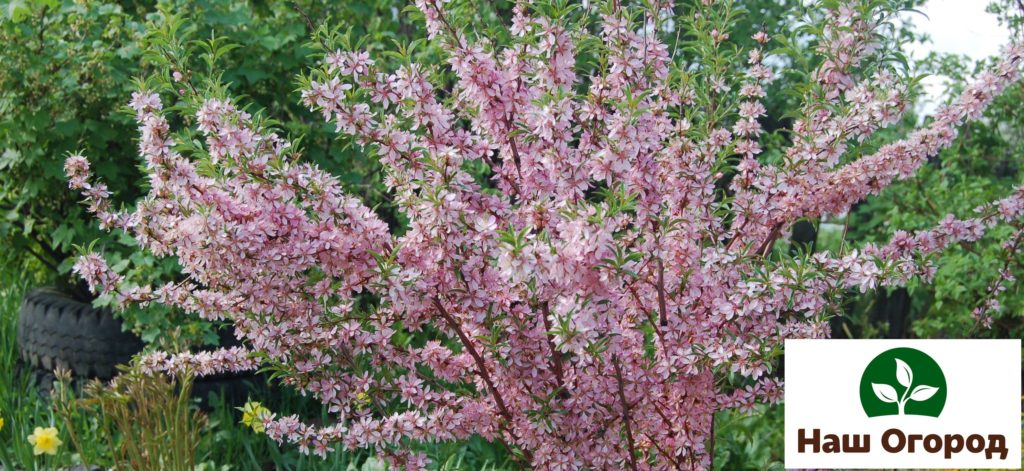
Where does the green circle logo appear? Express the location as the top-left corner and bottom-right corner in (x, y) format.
(859, 347), (946, 418)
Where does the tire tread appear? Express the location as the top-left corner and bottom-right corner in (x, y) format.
(16, 288), (142, 379)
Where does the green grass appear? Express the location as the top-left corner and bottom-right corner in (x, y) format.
(0, 255), (60, 469)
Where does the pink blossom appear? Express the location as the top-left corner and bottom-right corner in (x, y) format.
(72, 253), (122, 296)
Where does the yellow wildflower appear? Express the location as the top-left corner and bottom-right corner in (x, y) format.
(354, 391), (371, 409)
(239, 401), (271, 433)
(27, 426), (62, 456)
(0, 416), (5, 432)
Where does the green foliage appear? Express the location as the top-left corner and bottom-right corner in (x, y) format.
(713, 404), (785, 470)
(0, 0), (146, 289)
(0, 0), (413, 347)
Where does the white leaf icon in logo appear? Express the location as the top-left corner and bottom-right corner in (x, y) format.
(895, 358), (913, 388)
(909, 385), (939, 402)
(871, 383), (899, 403)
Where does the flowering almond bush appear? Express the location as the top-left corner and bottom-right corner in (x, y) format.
(65, 0), (1024, 468)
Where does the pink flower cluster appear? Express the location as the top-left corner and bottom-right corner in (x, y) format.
(66, 1), (1024, 469)
(138, 345), (257, 377)
(71, 252), (122, 296)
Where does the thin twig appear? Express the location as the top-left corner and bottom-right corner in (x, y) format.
(431, 297), (534, 464)
(612, 356), (640, 471)
(540, 301), (568, 398)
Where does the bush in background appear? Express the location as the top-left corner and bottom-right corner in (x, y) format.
(0, 0), (410, 347)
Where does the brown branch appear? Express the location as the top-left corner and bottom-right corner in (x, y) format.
(431, 297), (534, 464)
(427, 1), (466, 50)
(504, 117), (524, 176)
(20, 241), (60, 274)
(626, 284), (664, 343)
(643, 431), (684, 470)
(709, 411), (716, 470)
(724, 218), (749, 252)
(656, 257), (668, 327)
(290, 2), (317, 34)
(432, 297), (511, 418)
(754, 222), (783, 257)
(969, 225), (1024, 336)
(540, 302), (568, 399)
(612, 356), (639, 471)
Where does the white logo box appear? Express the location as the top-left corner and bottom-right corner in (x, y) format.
(784, 339), (1021, 469)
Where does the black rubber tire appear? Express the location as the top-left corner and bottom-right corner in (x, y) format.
(16, 287), (143, 379)
(192, 371), (266, 410)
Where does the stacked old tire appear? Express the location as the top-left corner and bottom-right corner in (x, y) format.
(17, 288), (142, 383)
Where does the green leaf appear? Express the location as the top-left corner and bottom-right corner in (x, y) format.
(3, 0), (31, 23)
